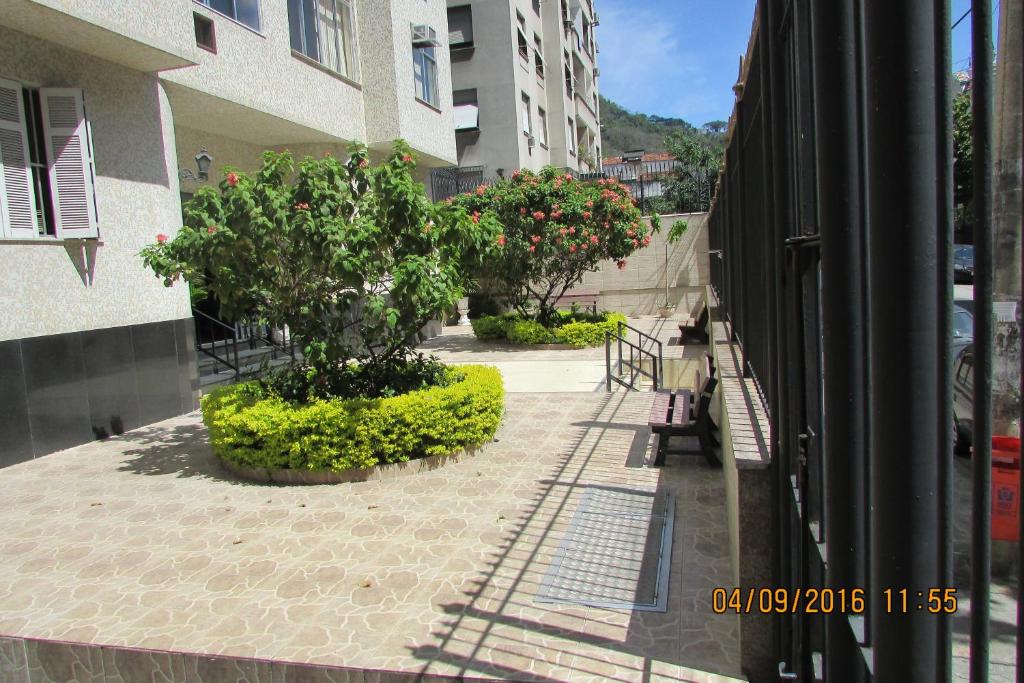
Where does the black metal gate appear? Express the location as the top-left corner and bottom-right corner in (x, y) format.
(706, 0), (1011, 680)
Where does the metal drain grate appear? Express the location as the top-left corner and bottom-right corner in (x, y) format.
(535, 485), (675, 612)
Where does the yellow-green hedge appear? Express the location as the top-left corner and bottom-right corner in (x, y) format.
(201, 365), (505, 472)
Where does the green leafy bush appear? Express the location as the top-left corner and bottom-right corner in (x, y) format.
(556, 312), (627, 347)
(507, 320), (557, 344)
(471, 314), (515, 340)
(472, 311), (627, 348)
(202, 365), (504, 472)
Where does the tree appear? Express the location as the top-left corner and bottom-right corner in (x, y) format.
(141, 141), (499, 380)
(953, 91), (973, 207)
(661, 131), (724, 213)
(451, 168), (648, 326)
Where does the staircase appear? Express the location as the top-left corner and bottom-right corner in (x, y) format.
(194, 310), (299, 391)
(605, 321), (664, 392)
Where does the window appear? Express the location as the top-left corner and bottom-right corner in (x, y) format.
(537, 107), (548, 147)
(567, 117), (575, 155)
(516, 12), (529, 62)
(194, 12), (217, 52)
(0, 79), (98, 239)
(453, 89), (479, 131)
(448, 5), (473, 48)
(521, 93), (532, 136)
(532, 0), (541, 16)
(288, 0), (359, 80)
(534, 35), (544, 80)
(564, 61), (573, 95)
(413, 31), (440, 108)
(196, 0), (260, 31)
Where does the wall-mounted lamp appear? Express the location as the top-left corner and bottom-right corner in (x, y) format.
(179, 148), (213, 182)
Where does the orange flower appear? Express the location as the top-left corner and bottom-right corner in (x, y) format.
(156, 233), (168, 243)
(529, 245), (536, 253)
(531, 235), (542, 243)
(583, 211), (591, 219)
(207, 226), (217, 234)
(226, 172), (239, 187)
(569, 244), (577, 253)
(402, 154), (414, 162)
(617, 260), (628, 270)
(358, 159), (369, 169)
(497, 234), (506, 246)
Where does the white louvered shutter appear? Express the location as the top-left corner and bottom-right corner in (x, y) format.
(0, 78), (39, 239)
(40, 88), (98, 239)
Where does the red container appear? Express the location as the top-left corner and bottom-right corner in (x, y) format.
(991, 436), (1020, 542)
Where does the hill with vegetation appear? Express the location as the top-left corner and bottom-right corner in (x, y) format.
(599, 96), (726, 158)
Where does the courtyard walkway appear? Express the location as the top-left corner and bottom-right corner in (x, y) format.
(0, 338), (743, 682)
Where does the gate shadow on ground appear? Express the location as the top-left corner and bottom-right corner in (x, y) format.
(405, 391), (739, 682)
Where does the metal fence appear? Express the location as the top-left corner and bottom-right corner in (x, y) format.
(708, 0), (1012, 680)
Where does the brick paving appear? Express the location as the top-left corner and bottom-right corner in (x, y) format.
(0, 386), (742, 681)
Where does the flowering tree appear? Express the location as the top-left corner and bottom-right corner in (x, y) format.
(142, 141), (499, 379)
(452, 167), (648, 325)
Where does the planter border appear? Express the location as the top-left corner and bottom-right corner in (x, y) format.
(218, 444), (485, 485)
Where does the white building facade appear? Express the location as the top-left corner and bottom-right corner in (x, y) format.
(0, 0), (458, 466)
(443, 0), (602, 188)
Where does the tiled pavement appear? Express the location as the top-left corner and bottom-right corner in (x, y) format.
(0, 388), (743, 681)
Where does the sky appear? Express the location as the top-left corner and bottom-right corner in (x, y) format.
(596, 0), (999, 127)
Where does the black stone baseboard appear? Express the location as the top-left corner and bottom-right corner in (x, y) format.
(0, 318), (199, 469)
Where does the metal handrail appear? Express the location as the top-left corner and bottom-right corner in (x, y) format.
(605, 329), (660, 392)
(618, 320), (664, 382)
(193, 308), (240, 380)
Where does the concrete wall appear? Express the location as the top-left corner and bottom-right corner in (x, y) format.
(575, 212), (710, 316)
(708, 289), (775, 683)
(0, 27), (192, 341)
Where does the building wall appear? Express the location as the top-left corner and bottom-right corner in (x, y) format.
(449, 0), (521, 174)
(576, 213), (710, 315)
(0, 26), (193, 341)
(0, 28), (198, 468)
(161, 1), (367, 147)
(388, 0), (459, 164)
(447, 0), (601, 175)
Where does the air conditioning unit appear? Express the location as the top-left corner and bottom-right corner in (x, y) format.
(593, 68), (600, 77)
(562, 19), (573, 30)
(411, 24), (440, 47)
(593, 13), (600, 25)
(527, 135), (536, 149)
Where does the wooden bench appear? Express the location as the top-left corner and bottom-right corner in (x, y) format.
(678, 302), (709, 344)
(689, 353), (720, 432)
(551, 288), (600, 315)
(647, 372), (721, 468)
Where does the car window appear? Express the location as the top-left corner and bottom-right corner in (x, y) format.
(954, 310), (973, 337)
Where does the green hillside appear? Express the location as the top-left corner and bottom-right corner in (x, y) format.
(599, 96), (700, 158)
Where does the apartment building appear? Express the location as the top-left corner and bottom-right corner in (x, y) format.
(0, 0), (458, 468)
(444, 0), (602, 187)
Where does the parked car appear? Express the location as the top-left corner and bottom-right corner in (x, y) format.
(954, 244), (975, 283)
(952, 303), (974, 359)
(953, 346), (973, 455)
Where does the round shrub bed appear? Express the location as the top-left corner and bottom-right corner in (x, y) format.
(471, 311), (627, 348)
(202, 365), (504, 474)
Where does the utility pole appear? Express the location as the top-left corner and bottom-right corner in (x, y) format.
(992, 0), (1022, 437)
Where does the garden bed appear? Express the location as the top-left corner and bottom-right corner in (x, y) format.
(471, 310), (627, 348)
(202, 365), (504, 478)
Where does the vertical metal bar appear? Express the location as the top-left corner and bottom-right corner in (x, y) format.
(813, 0), (868, 678)
(933, 0), (954, 677)
(864, 1), (950, 679)
(605, 331), (612, 391)
(970, 1), (994, 680)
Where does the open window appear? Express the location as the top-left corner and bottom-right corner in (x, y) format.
(453, 89), (479, 132)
